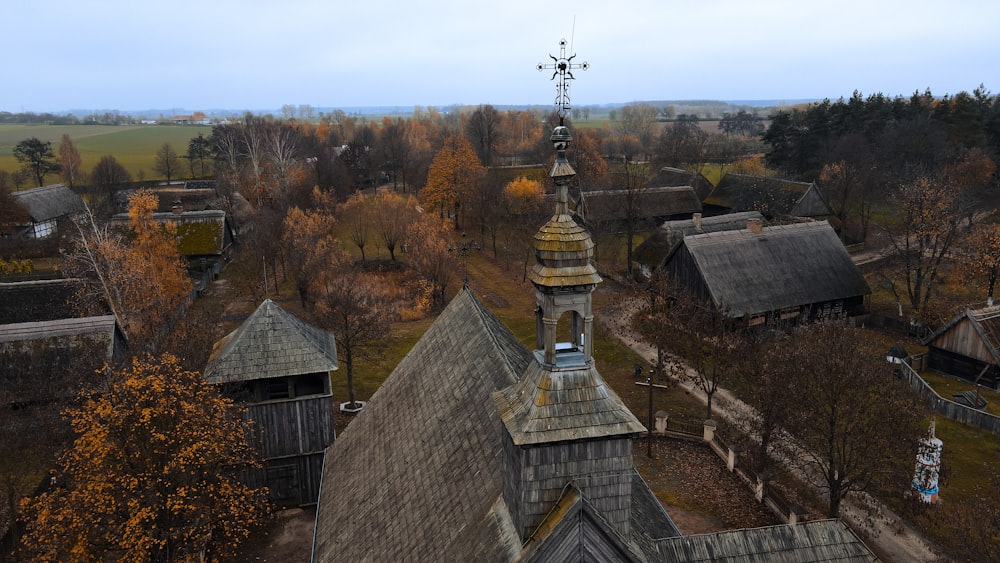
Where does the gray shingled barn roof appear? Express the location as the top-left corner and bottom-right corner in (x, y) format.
(10, 184), (86, 223)
(674, 221), (870, 317)
(203, 299), (337, 384)
(633, 211), (765, 270)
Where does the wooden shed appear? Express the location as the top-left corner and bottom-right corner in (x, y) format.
(923, 306), (1000, 389)
(204, 299), (338, 506)
(663, 221), (870, 326)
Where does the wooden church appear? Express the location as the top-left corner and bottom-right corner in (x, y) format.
(310, 122), (876, 561)
(204, 299), (338, 506)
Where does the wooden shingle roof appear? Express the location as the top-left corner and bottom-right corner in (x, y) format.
(312, 287), (529, 562)
(674, 221), (870, 317)
(652, 519), (877, 562)
(203, 299), (337, 384)
(634, 211), (765, 270)
(494, 359), (646, 446)
(705, 174), (832, 218)
(311, 287), (687, 562)
(10, 184), (86, 223)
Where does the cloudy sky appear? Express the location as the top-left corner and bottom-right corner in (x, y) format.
(4, 0), (998, 113)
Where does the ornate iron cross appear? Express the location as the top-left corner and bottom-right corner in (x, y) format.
(537, 38), (589, 123)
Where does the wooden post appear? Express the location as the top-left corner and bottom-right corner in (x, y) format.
(647, 374), (653, 458)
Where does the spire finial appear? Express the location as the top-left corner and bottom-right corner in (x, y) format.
(537, 38), (589, 125)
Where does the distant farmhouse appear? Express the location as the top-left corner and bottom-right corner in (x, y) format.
(204, 299), (338, 506)
(662, 220), (870, 326)
(703, 173), (832, 220)
(8, 184), (86, 239)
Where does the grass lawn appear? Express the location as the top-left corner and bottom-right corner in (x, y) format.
(0, 124), (213, 182)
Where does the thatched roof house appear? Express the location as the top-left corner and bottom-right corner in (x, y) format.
(703, 173), (832, 219)
(0, 279), (127, 364)
(633, 211), (765, 276)
(560, 186), (701, 231)
(111, 209), (235, 266)
(9, 184), (86, 238)
(923, 305), (1000, 389)
(663, 221), (870, 325)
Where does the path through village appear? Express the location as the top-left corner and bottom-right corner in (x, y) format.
(599, 301), (944, 563)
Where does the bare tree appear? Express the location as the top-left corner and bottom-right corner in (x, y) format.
(313, 265), (397, 410)
(152, 142), (181, 183)
(774, 320), (924, 518)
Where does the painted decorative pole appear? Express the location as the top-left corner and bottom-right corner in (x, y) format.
(912, 419), (943, 503)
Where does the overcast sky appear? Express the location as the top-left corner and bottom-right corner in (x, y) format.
(4, 0), (998, 113)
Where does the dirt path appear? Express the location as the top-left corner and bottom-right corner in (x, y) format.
(599, 302), (945, 563)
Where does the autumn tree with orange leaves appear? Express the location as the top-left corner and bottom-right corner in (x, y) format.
(405, 215), (458, 308)
(66, 190), (192, 351)
(18, 354), (268, 562)
(419, 135), (485, 230)
(964, 218), (1000, 307)
(282, 205), (337, 307)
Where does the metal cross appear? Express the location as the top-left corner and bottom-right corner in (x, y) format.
(537, 38), (589, 123)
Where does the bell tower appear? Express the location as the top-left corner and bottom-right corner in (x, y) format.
(494, 40), (645, 543)
(529, 124), (602, 368)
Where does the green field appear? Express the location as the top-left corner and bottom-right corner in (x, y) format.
(0, 124), (213, 183)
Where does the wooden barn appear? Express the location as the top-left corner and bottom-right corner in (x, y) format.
(633, 211), (764, 277)
(923, 306), (1000, 389)
(703, 173), (832, 220)
(662, 220), (870, 326)
(204, 299), (338, 506)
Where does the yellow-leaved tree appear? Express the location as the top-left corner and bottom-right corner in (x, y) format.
(19, 354), (268, 562)
(419, 135), (485, 230)
(67, 190), (193, 351)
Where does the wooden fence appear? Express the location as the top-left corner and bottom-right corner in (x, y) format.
(653, 417), (808, 525)
(900, 355), (1000, 435)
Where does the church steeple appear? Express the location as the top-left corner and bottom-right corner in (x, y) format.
(493, 42), (645, 542)
(528, 125), (602, 368)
